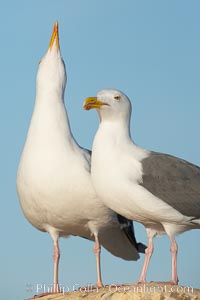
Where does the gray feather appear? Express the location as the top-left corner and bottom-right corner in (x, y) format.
(141, 151), (200, 218)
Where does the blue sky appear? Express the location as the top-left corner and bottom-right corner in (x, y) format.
(1, 1), (200, 299)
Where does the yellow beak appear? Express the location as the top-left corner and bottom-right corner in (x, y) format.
(49, 21), (60, 51)
(83, 97), (108, 110)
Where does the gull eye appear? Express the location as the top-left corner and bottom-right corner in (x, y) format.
(114, 95), (121, 101)
(38, 60), (41, 65)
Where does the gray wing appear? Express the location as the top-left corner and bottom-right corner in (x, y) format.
(141, 151), (200, 218)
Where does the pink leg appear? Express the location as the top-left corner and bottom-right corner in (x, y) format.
(170, 237), (179, 285)
(31, 239), (61, 298)
(53, 240), (60, 292)
(138, 235), (154, 283)
(93, 235), (103, 288)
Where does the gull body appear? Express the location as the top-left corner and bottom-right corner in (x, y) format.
(84, 89), (200, 284)
(16, 25), (144, 292)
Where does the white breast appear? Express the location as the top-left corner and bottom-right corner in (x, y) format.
(17, 100), (113, 236)
(91, 121), (190, 231)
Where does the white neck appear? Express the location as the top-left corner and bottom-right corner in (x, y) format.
(92, 118), (148, 164)
(25, 92), (78, 151)
(35, 84), (65, 105)
(98, 118), (132, 146)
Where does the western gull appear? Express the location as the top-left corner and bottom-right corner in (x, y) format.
(16, 25), (146, 293)
(83, 89), (200, 284)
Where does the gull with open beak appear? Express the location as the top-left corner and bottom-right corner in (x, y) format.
(17, 24), (146, 294)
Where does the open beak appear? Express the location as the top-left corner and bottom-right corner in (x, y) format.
(83, 97), (109, 110)
(49, 21), (60, 51)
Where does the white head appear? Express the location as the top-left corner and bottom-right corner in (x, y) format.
(83, 89), (132, 124)
(36, 21), (66, 100)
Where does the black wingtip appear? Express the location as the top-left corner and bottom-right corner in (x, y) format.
(117, 214), (147, 253)
(137, 242), (147, 253)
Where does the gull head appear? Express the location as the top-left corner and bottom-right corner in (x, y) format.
(83, 89), (132, 122)
(36, 21), (66, 98)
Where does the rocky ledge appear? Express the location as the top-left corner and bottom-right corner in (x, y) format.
(28, 282), (200, 300)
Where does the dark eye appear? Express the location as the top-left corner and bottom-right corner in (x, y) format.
(114, 95), (121, 101)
